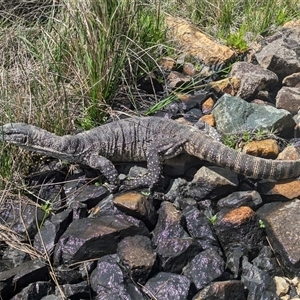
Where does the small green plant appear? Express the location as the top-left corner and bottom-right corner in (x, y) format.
(40, 200), (52, 228)
(208, 214), (218, 225)
(259, 219), (266, 229)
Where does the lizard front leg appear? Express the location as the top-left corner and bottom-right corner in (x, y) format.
(86, 154), (119, 192)
(120, 139), (186, 191)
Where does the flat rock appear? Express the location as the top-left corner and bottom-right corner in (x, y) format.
(242, 139), (279, 159)
(53, 214), (149, 265)
(10, 282), (54, 300)
(193, 280), (246, 300)
(230, 61), (278, 101)
(208, 77), (240, 96)
(183, 248), (225, 290)
(258, 179), (300, 200)
(276, 86), (300, 114)
(257, 199), (300, 275)
(143, 272), (191, 300)
(165, 16), (235, 65)
(212, 94), (295, 136)
(117, 235), (156, 283)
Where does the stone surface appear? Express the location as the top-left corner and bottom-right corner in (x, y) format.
(212, 94), (296, 136)
(277, 145), (300, 160)
(10, 282), (54, 300)
(230, 61), (278, 101)
(283, 72), (300, 87)
(183, 248), (225, 290)
(53, 214), (149, 265)
(257, 199), (300, 275)
(165, 16), (235, 65)
(276, 86), (300, 114)
(117, 235), (156, 283)
(143, 272), (191, 300)
(242, 139), (279, 159)
(193, 280), (246, 300)
(208, 77), (241, 96)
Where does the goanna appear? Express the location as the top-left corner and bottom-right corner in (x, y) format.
(1, 117), (300, 191)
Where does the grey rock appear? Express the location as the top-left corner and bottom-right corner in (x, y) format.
(11, 282), (54, 300)
(1, 247), (30, 270)
(183, 249), (225, 290)
(230, 61), (278, 100)
(217, 190), (263, 210)
(53, 214), (149, 265)
(55, 281), (91, 299)
(143, 272), (191, 300)
(257, 199), (300, 276)
(156, 237), (201, 273)
(152, 201), (189, 246)
(282, 72), (300, 87)
(213, 94), (295, 136)
(276, 86), (300, 114)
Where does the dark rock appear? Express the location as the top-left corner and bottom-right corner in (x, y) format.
(156, 237), (201, 273)
(0, 259), (48, 299)
(257, 199), (300, 276)
(55, 281), (91, 299)
(41, 295), (61, 300)
(71, 185), (109, 208)
(143, 272), (191, 300)
(241, 256), (279, 300)
(117, 235), (156, 283)
(230, 61), (278, 101)
(0, 193), (44, 240)
(10, 281), (54, 300)
(34, 208), (74, 254)
(165, 178), (190, 203)
(90, 194), (123, 217)
(152, 201), (189, 246)
(137, 74), (163, 94)
(53, 266), (83, 285)
(217, 190), (263, 210)
(1, 247), (30, 269)
(214, 206), (264, 277)
(53, 214), (149, 265)
(113, 192), (157, 228)
(192, 280), (246, 300)
(90, 254), (131, 299)
(182, 205), (219, 251)
(186, 166), (239, 200)
(212, 94), (295, 136)
(183, 249), (225, 290)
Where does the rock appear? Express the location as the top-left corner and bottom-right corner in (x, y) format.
(212, 94), (295, 136)
(183, 248), (225, 290)
(0, 259), (48, 299)
(274, 276), (290, 297)
(182, 205), (219, 251)
(208, 77), (241, 96)
(177, 92), (208, 110)
(214, 206), (264, 277)
(258, 179), (300, 200)
(1, 247), (30, 270)
(113, 192), (157, 228)
(10, 282), (54, 300)
(156, 237), (201, 273)
(143, 272), (191, 300)
(157, 56), (175, 71)
(53, 214), (149, 265)
(0, 193), (44, 241)
(137, 73), (163, 94)
(257, 199), (300, 275)
(183, 62), (197, 76)
(277, 145), (300, 160)
(276, 86), (300, 114)
(90, 254), (132, 299)
(192, 280), (246, 300)
(186, 166), (239, 200)
(55, 281), (91, 299)
(241, 256), (279, 300)
(282, 72), (300, 87)
(167, 70), (191, 88)
(242, 139), (279, 159)
(199, 114), (215, 127)
(217, 190), (263, 210)
(165, 16), (235, 65)
(152, 201), (189, 246)
(117, 235), (156, 283)
(230, 62), (278, 101)
(202, 97), (215, 114)
(255, 31), (300, 80)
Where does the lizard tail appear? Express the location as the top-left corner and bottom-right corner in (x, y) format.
(185, 133), (300, 180)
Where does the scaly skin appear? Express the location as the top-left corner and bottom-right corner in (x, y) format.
(1, 117), (300, 191)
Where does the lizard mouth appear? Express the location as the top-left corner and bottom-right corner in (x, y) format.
(3, 133), (27, 145)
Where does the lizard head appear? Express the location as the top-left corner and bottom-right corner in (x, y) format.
(0, 123), (30, 145)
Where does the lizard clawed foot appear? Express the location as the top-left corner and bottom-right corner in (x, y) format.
(102, 182), (119, 193)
